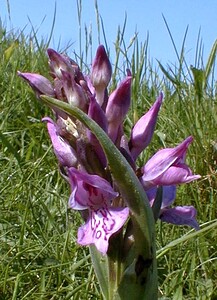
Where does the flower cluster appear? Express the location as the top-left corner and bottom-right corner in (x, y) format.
(18, 45), (200, 254)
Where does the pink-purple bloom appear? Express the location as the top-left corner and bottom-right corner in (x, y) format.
(68, 167), (129, 254)
(18, 44), (201, 255)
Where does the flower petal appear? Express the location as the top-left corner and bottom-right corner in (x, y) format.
(18, 72), (55, 97)
(141, 136), (193, 182)
(129, 93), (163, 160)
(91, 45), (112, 106)
(42, 117), (77, 167)
(160, 206), (199, 230)
(77, 207), (129, 254)
(146, 185), (176, 208)
(61, 70), (87, 110)
(68, 167), (118, 209)
(87, 96), (108, 167)
(152, 164), (201, 186)
(106, 76), (132, 142)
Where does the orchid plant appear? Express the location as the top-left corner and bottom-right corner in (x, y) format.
(18, 45), (200, 299)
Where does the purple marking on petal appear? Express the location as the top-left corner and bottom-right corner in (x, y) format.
(68, 167), (118, 210)
(77, 207), (129, 254)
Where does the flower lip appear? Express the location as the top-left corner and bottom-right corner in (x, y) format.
(77, 206), (129, 255)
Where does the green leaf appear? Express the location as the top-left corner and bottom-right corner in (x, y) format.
(190, 65), (205, 100)
(204, 39), (217, 88)
(157, 60), (178, 85)
(89, 245), (109, 299)
(157, 220), (217, 259)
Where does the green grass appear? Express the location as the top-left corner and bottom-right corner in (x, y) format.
(0, 5), (217, 299)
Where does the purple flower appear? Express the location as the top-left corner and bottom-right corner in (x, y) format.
(68, 167), (129, 254)
(129, 93), (163, 160)
(18, 44), (201, 257)
(42, 117), (77, 167)
(146, 185), (199, 230)
(141, 136), (201, 188)
(17, 72), (55, 98)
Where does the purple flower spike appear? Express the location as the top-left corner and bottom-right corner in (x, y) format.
(106, 76), (132, 142)
(129, 93), (163, 160)
(68, 167), (129, 254)
(42, 117), (77, 167)
(17, 72), (55, 98)
(141, 136), (200, 187)
(91, 45), (112, 106)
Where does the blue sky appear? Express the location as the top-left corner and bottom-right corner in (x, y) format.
(1, 0), (217, 67)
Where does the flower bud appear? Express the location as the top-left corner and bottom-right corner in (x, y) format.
(61, 70), (87, 111)
(47, 48), (74, 79)
(105, 76), (132, 142)
(129, 93), (163, 160)
(91, 45), (112, 106)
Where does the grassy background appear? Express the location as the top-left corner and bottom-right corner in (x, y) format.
(0, 6), (217, 300)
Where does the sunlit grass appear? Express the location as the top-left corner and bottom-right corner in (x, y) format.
(0, 2), (217, 299)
